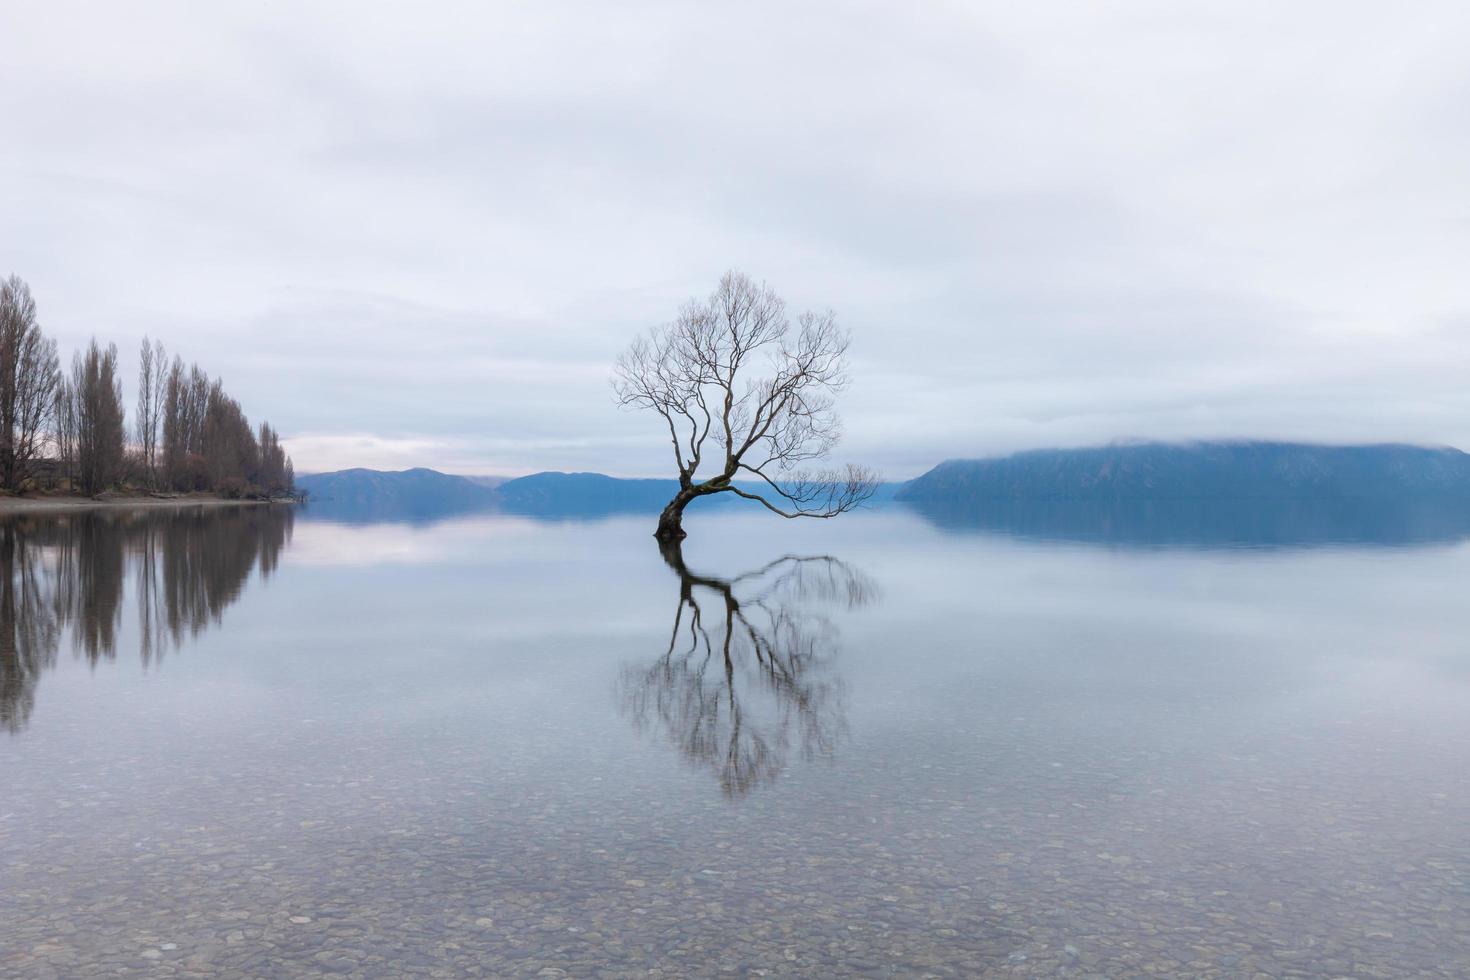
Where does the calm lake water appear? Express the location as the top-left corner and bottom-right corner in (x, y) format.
(3, 501), (1470, 978)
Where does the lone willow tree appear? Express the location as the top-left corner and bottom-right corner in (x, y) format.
(615, 271), (879, 541)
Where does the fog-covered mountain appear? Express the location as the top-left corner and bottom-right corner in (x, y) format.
(494, 472), (684, 515)
(295, 467), (499, 522)
(897, 442), (1470, 503)
(297, 467), (895, 523)
(495, 472), (900, 515)
(296, 468), (721, 523)
(296, 443), (1470, 529)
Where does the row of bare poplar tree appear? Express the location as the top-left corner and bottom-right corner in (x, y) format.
(0, 275), (294, 497)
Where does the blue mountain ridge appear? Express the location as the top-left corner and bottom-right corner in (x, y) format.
(295, 442), (1470, 525)
(895, 442), (1470, 502)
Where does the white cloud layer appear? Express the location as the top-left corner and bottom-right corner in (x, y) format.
(2, 1), (1467, 478)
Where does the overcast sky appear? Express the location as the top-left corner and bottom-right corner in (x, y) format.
(2, 1), (1467, 478)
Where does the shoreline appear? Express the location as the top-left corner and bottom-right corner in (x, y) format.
(0, 494), (296, 515)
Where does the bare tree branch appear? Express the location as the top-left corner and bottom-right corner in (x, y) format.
(0, 276), (61, 491)
(612, 270), (880, 539)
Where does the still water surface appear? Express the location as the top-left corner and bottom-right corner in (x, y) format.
(2, 502), (1469, 977)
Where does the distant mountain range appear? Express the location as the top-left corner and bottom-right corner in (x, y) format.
(294, 467), (497, 521)
(295, 468), (735, 523)
(496, 472), (683, 515)
(295, 467), (903, 524)
(896, 442), (1470, 503)
(295, 442), (1470, 525)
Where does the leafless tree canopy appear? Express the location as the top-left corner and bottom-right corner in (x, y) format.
(0, 274), (295, 498)
(614, 270), (879, 539)
(135, 336), (167, 488)
(0, 276), (61, 490)
(156, 357), (295, 496)
(64, 339), (127, 495)
(257, 422), (292, 493)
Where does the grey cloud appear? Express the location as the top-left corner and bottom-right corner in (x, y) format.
(1, 1), (1466, 480)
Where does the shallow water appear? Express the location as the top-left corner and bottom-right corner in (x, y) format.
(2, 502), (1470, 978)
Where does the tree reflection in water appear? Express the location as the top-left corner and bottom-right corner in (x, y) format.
(620, 540), (878, 797)
(0, 506), (293, 733)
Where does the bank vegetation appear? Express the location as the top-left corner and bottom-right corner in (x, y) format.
(0, 275), (295, 501)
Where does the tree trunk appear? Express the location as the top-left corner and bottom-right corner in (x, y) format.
(655, 489), (695, 541)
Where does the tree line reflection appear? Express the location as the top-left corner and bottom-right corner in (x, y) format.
(620, 541), (878, 797)
(0, 506), (293, 733)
